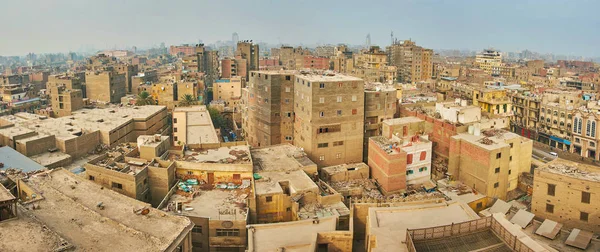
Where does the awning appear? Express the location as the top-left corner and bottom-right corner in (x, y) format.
(550, 136), (571, 145)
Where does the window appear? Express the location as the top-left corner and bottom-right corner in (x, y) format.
(418, 167), (428, 172)
(338, 83), (343, 88)
(406, 170), (414, 175)
(285, 136), (293, 141)
(173, 118), (177, 123)
(337, 110), (342, 116)
(495, 167), (500, 173)
(333, 141), (344, 146)
(173, 136), (178, 142)
(286, 112), (292, 117)
(265, 196), (272, 202)
(187, 171), (193, 175)
(143, 178), (147, 185)
(547, 184), (556, 196)
(173, 127), (177, 132)
(580, 212), (589, 222)
(476, 202), (483, 209)
(407, 154), (413, 164)
(319, 97), (325, 103)
(319, 83), (325, 89)
(319, 111), (324, 117)
(318, 143), (329, 148)
(192, 242), (202, 249)
(307, 82), (310, 87)
(508, 169), (512, 175)
(192, 226), (203, 234)
(89, 175), (95, 181)
(494, 182), (499, 188)
(509, 143), (513, 148)
(285, 75), (291, 80)
(496, 153), (501, 159)
(420, 151), (426, 161)
(509, 156), (512, 161)
(336, 153), (342, 159)
(352, 95), (357, 101)
(352, 109), (357, 115)
(546, 203), (554, 213)
(586, 120), (591, 136)
(337, 96), (342, 102)
(592, 121), (596, 137)
(111, 182), (123, 189)
(216, 229), (240, 237)
(285, 98), (290, 104)
(582, 191), (591, 204)
(319, 155), (325, 161)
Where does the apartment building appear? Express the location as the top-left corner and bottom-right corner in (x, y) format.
(572, 109), (600, 160)
(363, 82), (397, 162)
(448, 128), (533, 200)
(243, 71), (295, 147)
(85, 70), (126, 103)
(475, 49), (502, 74)
(472, 88), (512, 116)
(532, 158), (600, 233)
(172, 106), (219, 146)
(387, 40), (433, 83)
(46, 73), (86, 98)
(221, 58), (247, 79)
(293, 73), (364, 167)
(351, 46), (397, 82)
(49, 85), (84, 117)
(213, 77), (243, 108)
(236, 41), (259, 77)
(538, 90), (582, 151)
(510, 93), (541, 136)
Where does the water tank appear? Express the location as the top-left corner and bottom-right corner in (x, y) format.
(468, 125), (474, 134)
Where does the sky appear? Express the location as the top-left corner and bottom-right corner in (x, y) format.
(1, 0), (599, 57)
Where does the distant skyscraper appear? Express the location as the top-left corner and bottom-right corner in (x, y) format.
(232, 32), (239, 44)
(366, 33), (371, 48)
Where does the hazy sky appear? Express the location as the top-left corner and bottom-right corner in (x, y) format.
(1, 0), (599, 56)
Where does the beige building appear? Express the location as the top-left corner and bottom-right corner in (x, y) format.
(532, 158), (600, 233)
(387, 40), (433, 83)
(293, 73), (365, 167)
(46, 73), (86, 98)
(243, 71), (296, 147)
(236, 41), (259, 77)
(351, 46), (397, 83)
(448, 129), (533, 200)
(213, 77), (243, 108)
(363, 82), (397, 162)
(3, 168), (193, 251)
(172, 106), (219, 146)
(85, 70), (127, 103)
(49, 85), (84, 117)
(475, 49), (502, 74)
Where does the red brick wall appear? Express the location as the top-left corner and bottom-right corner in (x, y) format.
(368, 139), (407, 193)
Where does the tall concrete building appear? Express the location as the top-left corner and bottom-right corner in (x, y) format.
(293, 73), (364, 167)
(50, 85), (84, 117)
(221, 57), (247, 79)
(363, 82), (396, 161)
(114, 64), (139, 94)
(236, 41), (259, 77)
(85, 70), (126, 103)
(475, 49), (502, 74)
(387, 40), (433, 83)
(243, 71), (296, 147)
(194, 44), (219, 87)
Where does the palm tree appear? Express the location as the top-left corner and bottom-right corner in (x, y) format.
(179, 94), (198, 107)
(136, 91), (155, 106)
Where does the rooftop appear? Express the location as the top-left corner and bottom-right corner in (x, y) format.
(164, 187), (250, 220)
(173, 145), (252, 165)
(137, 134), (170, 148)
(382, 117), (423, 126)
(298, 201), (350, 220)
(4, 169), (193, 251)
(365, 82), (396, 92)
(251, 144), (315, 172)
(368, 201), (479, 252)
(539, 158), (600, 182)
(452, 129), (526, 151)
(296, 72), (363, 82)
(0, 146), (46, 173)
(254, 169), (318, 196)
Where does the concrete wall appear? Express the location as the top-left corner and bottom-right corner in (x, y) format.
(16, 134), (56, 156)
(84, 162), (150, 202)
(147, 162), (176, 207)
(58, 130), (101, 159)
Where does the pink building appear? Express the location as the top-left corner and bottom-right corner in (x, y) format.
(302, 56), (329, 70)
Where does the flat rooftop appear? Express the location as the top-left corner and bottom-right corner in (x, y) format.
(0, 212), (72, 251)
(254, 169), (318, 196)
(452, 129), (526, 151)
(540, 158), (600, 182)
(328, 179), (383, 199)
(298, 201), (350, 220)
(296, 72), (363, 82)
(137, 135), (170, 148)
(0, 146), (46, 173)
(9, 168), (193, 251)
(368, 201), (479, 252)
(29, 151), (72, 167)
(165, 187), (250, 220)
(365, 82), (396, 92)
(251, 144), (315, 172)
(382, 116), (423, 126)
(175, 145), (251, 165)
(321, 162), (369, 176)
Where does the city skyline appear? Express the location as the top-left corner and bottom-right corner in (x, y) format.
(1, 0), (599, 57)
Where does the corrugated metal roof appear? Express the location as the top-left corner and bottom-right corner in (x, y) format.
(534, 219), (562, 239)
(510, 209), (535, 228)
(566, 228), (593, 250)
(0, 146), (45, 172)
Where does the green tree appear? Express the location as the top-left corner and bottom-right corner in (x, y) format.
(208, 106), (227, 129)
(179, 94), (198, 107)
(135, 91), (155, 106)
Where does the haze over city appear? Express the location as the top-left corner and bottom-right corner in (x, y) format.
(1, 0), (599, 56)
